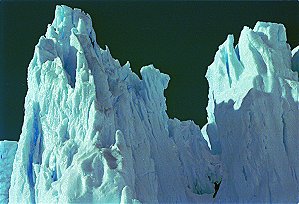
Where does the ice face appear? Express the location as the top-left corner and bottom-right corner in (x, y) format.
(0, 141), (17, 204)
(8, 5), (219, 203)
(205, 22), (299, 202)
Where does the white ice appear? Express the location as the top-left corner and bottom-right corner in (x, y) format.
(0, 141), (17, 204)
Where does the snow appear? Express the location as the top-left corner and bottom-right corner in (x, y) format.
(3, 5), (299, 203)
(0, 141), (17, 204)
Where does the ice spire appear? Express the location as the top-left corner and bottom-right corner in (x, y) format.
(9, 5), (218, 203)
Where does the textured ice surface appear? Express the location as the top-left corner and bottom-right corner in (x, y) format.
(6, 5), (299, 204)
(205, 22), (299, 202)
(8, 5), (219, 203)
(0, 141), (17, 204)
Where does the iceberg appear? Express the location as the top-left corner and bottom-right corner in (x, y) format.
(2, 5), (298, 203)
(8, 5), (219, 204)
(205, 22), (299, 202)
(0, 141), (17, 204)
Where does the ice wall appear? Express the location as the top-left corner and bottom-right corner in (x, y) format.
(8, 5), (219, 204)
(204, 22), (299, 202)
(0, 141), (17, 204)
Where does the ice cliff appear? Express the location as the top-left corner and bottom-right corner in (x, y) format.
(3, 5), (299, 204)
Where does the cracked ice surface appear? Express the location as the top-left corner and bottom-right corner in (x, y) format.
(8, 5), (219, 203)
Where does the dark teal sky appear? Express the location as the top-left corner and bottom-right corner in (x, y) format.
(1, 1), (299, 141)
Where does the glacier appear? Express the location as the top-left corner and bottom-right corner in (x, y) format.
(204, 22), (299, 203)
(1, 5), (298, 203)
(0, 141), (17, 204)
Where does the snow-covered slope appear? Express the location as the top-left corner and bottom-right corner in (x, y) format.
(204, 22), (299, 202)
(5, 5), (299, 204)
(0, 141), (17, 203)
(8, 5), (219, 203)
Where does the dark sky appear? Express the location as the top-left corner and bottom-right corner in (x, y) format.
(0, 1), (298, 141)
